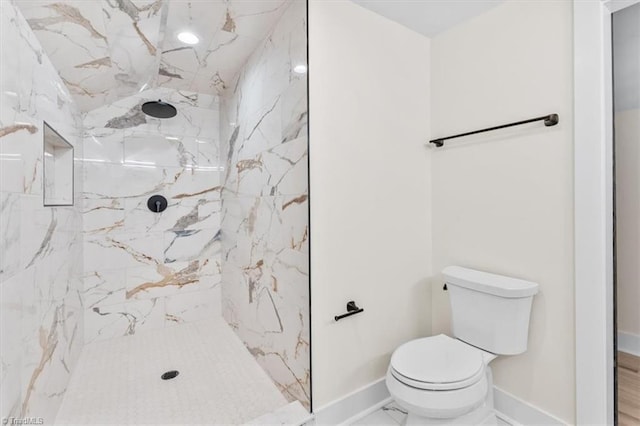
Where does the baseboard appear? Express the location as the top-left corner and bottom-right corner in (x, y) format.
(493, 387), (567, 425)
(313, 378), (391, 425)
(618, 331), (640, 356)
(313, 379), (567, 426)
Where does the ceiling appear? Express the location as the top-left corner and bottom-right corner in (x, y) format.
(351, 0), (503, 37)
(16, 0), (289, 112)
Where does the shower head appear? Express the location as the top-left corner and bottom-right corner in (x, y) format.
(141, 100), (177, 119)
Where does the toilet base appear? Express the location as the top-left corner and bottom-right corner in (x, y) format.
(392, 366), (497, 425)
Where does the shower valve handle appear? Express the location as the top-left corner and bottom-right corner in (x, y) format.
(147, 195), (168, 213)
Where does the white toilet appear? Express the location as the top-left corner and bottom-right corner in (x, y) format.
(386, 266), (539, 425)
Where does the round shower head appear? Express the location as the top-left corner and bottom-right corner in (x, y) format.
(141, 100), (177, 119)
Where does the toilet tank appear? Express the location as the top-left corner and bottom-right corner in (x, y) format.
(443, 266), (539, 355)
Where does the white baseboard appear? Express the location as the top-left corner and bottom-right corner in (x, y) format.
(312, 379), (567, 426)
(618, 331), (640, 356)
(493, 387), (567, 426)
(313, 378), (391, 426)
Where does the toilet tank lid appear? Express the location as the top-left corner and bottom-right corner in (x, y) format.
(442, 266), (539, 298)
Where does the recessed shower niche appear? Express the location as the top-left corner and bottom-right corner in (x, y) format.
(43, 121), (74, 206)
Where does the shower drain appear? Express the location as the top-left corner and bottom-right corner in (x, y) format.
(161, 370), (179, 380)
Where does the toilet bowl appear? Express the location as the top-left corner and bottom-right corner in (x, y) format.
(386, 266), (539, 425)
(386, 334), (497, 425)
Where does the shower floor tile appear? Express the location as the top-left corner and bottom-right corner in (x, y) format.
(55, 318), (290, 425)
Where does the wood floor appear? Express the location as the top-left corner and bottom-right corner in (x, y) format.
(619, 351), (640, 426)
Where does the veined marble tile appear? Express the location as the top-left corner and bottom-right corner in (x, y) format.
(19, 195), (58, 269)
(19, 1), (109, 65)
(196, 198), (222, 230)
(83, 269), (126, 310)
(0, 116), (43, 195)
(221, 194), (310, 408)
(164, 287), (222, 325)
(20, 274), (82, 421)
(82, 87), (222, 343)
(164, 228), (221, 263)
(0, 192), (21, 281)
(122, 195), (197, 234)
(105, 16), (161, 88)
(196, 136), (220, 167)
(0, 270), (24, 418)
(60, 67), (125, 113)
(238, 93), (284, 160)
(1, 2), (84, 422)
(82, 128), (125, 164)
(32, 250), (79, 303)
(167, 167), (221, 200)
(220, 0), (309, 409)
(16, 0), (163, 111)
(15, 0), (291, 111)
(281, 77), (308, 144)
(84, 297), (165, 344)
(84, 89), (220, 141)
(139, 87), (219, 110)
(0, 154), (26, 194)
(226, 1), (290, 40)
(125, 260), (213, 301)
(83, 198), (126, 235)
(83, 93), (148, 130)
(124, 130), (198, 168)
(82, 161), (178, 200)
(85, 231), (164, 272)
(187, 32), (262, 94)
(227, 136), (308, 197)
(84, 285), (225, 343)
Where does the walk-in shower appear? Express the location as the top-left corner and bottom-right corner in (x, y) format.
(0, 0), (309, 424)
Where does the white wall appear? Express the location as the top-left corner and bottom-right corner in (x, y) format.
(429, 1), (575, 423)
(613, 3), (640, 353)
(309, 0), (432, 408)
(615, 108), (640, 343)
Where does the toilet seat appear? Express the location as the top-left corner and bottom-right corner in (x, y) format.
(390, 334), (485, 391)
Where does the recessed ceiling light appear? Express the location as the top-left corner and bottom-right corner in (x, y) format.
(177, 31), (199, 45)
(293, 64), (308, 74)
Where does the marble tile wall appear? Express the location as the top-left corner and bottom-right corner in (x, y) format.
(0, 2), (84, 423)
(16, 0), (290, 112)
(81, 87), (222, 343)
(220, 0), (310, 410)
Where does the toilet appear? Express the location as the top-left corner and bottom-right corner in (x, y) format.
(386, 266), (539, 425)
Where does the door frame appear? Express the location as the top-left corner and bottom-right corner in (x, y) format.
(574, 0), (639, 423)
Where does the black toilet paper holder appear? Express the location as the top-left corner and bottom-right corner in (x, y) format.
(334, 301), (364, 321)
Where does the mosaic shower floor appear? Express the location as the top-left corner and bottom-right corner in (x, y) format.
(55, 318), (307, 425)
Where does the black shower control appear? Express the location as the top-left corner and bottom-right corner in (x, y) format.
(147, 195), (168, 213)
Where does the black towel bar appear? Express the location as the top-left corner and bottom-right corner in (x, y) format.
(429, 113), (559, 147)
